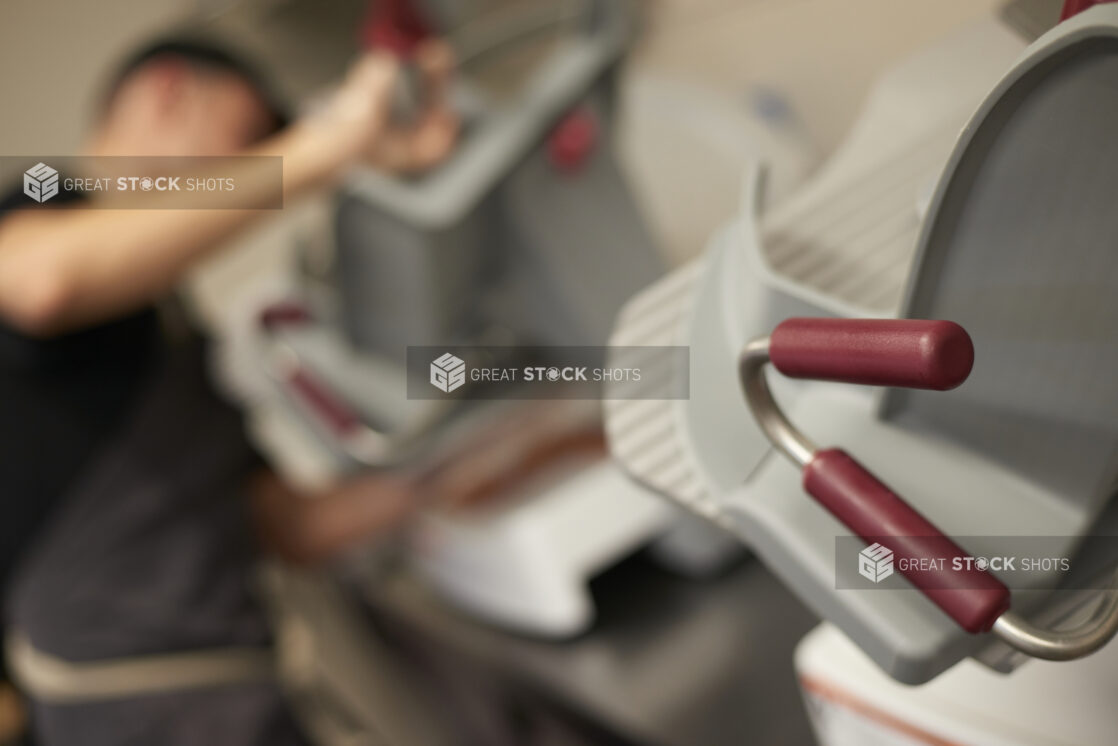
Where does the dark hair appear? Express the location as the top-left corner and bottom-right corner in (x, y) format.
(102, 37), (290, 137)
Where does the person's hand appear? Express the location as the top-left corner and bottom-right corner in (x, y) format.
(366, 40), (461, 174)
(249, 468), (424, 564)
(418, 401), (607, 511)
(298, 41), (459, 179)
(308, 51), (402, 171)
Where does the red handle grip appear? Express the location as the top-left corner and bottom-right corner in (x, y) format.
(805, 449), (1010, 633)
(286, 367), (363, 438)
(362, 0), (434, 56)
(770, 318), (974, 391)
(259, 302), (311, 331)
(1061, 0), (1118, 21)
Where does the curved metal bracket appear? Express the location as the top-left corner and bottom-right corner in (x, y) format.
(739, 330), (1118, 662)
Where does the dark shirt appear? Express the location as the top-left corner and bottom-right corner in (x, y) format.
(0, 188), (160, 592)
(0, 187), (271, 664)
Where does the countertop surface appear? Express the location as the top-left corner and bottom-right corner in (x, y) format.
(361, 550), (821, 746)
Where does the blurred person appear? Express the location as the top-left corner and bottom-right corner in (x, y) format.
(0, 35), (457, 746)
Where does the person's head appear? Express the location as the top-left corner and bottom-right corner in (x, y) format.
(92, 38), (289, 157)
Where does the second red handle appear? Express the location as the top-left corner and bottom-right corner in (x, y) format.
(804, 448), (1010, 633)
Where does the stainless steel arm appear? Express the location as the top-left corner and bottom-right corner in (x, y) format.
(993, 584), (1118, 661)
(737, 337), (815, 469)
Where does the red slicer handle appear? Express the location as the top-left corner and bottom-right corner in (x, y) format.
(361, 0), (434, 56)
(759, 317), (1007, 632)
(804, 449), (1010, 633)
(284, 367), (363, 438)
(1061, 0), (1118, 21)
(770, 318), (974, 391)
(259, 302), (362, 438)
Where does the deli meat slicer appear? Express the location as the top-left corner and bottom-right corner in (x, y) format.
(605, 3), (1118, 684)
(220, 0), (733, 638)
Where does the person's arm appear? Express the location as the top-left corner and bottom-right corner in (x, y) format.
(0, 48), (455, 337)
(0, 125), (353, 336)
(251, 402), (606, 566)
(249, 469), (420, 565)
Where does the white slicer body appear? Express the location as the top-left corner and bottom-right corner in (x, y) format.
(606, 4), (1118, 685)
